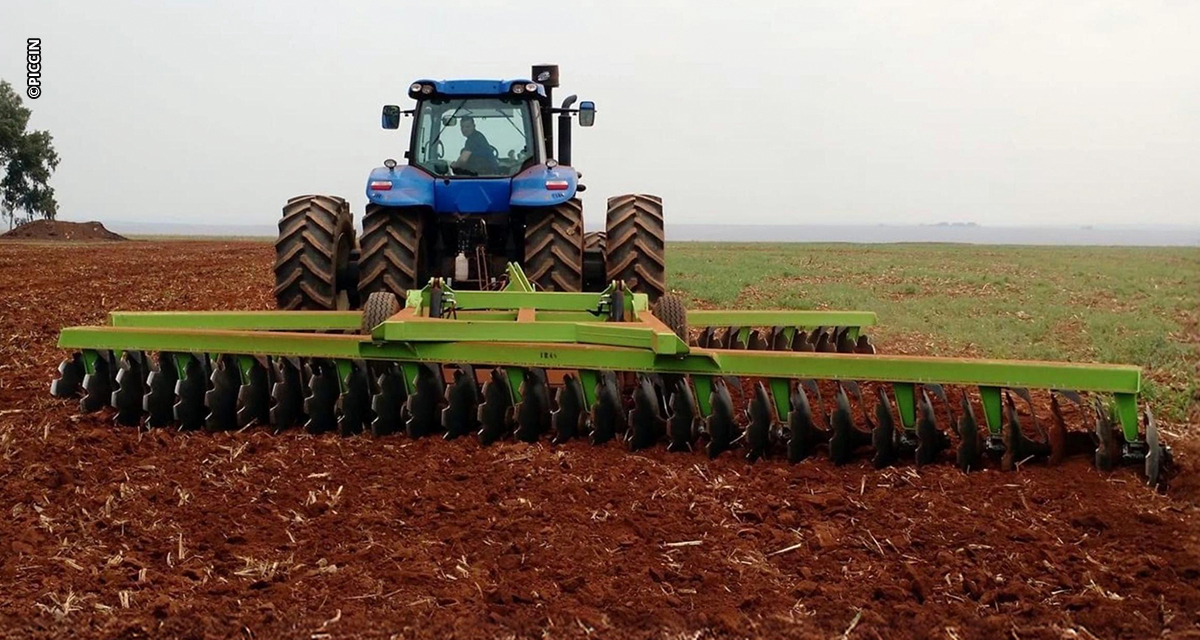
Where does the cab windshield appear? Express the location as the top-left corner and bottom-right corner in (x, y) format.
(412, 97), (538, 178)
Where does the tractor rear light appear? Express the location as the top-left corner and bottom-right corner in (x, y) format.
(409, 83), (423, 94)
(545, 180), (569, 191)
(369, 181), (392, 191)
(525, 82), (538, 92)
(421, 84), (434, 94)
(512, 84), (525, 94)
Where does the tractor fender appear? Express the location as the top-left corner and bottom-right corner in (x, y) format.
(365, 166), (435, 208)
(510, 164), (578, 207)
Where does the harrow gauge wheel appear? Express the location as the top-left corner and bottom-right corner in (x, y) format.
(361, 291), (400, 335)
(652, 293), (688, 342)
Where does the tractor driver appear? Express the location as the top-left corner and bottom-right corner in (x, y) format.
(450, 116), (500, 176)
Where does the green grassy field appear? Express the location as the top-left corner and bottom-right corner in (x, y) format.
(669, 243), (1200, 422)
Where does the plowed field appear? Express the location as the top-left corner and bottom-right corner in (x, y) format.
(1, 240), (1197, 639)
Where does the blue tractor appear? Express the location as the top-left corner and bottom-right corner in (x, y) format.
(273, 64), (665, 312)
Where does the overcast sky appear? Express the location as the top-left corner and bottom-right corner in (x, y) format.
(3, 0), (1198, 227)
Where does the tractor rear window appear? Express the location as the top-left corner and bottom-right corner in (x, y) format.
(413, 97), (538, 178)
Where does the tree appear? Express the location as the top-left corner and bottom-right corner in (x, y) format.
(0, 80), (59, 228)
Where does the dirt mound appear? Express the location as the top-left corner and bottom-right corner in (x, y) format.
(1, 219), (126, 241)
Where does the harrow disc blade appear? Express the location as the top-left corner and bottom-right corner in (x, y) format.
(813, 329), (832, 353)
(747, 329), (767, 351)
(515, 369), (551, 443)
(478, 367), (513, 445)
(270, 357), (305, 431)
(915, 389), (948, 466)
(51, 353), (85, 398)
(854, 335), (876, 354)
(724, 326), (746, 349)
(1093, 398), (1117, 472)
(405, 363), (444, 439)
(667, 378), (699, 453)
(143, 352), (179, 428)
(628, 374), (664, 451)
(745, 382), (773, 462)
(1144, 410), (1168, 487)
(236, 357), (271, 429)
(791, 330), (814, 352)
(112, 351), (147, 426)
(370, 362), (407, 437)
(337, 360), (371, 436)
(204, 355), (241, 432)
(1047, 393), (1068, 465)
(303, 359), (339, 434)
(787, 384), (824, 463)
(835, 327), (855, 353)
(955, 391), (980, 471)
(173, 354), (210, 431)
(705, 377), (737, 459)
(81, 350), (115, 414)
(590, 370), (622, 445)
(442, 365), (480, 440)
(550, 374), (586, 444)
(1001, 391), (1050, 470)
(768, 326), (789, 351)
(871, 386), (897, 469)
(829, 384), (870, 465)
(697, 327), (716, 349)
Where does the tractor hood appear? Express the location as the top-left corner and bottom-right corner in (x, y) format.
(365, 164), (578, 213)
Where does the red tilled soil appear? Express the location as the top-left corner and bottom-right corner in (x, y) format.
(1, 219), (126, 242)
(1, 241), (1198, 640)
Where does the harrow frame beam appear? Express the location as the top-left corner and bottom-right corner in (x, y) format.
(58, 325), (1143, 442)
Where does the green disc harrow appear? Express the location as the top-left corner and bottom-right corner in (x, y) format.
(50, 264), (1169, 485)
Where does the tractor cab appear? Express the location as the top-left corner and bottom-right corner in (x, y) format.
(411, 95), (543, 178)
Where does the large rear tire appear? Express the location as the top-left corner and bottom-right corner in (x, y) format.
(604, 194), (665, 302)
(524, 198), (584, 292)
(359, 204), (423, 301)
(274, 195), (357, 310)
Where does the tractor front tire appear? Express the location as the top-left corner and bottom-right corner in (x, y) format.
(604, 194), (665, 302)
(359, 204), (423, 301)
(274, 195), (358, 310)
(524, 199), (584, 292)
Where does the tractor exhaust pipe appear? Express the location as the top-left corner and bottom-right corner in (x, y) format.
(558, 95), (577, 166)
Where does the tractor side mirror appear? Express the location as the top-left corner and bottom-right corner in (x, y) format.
(381, 105), (401, 130)
(579, 101), (596, 127)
